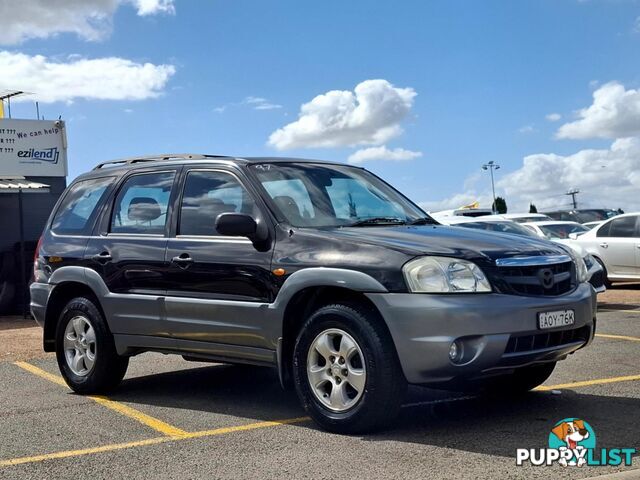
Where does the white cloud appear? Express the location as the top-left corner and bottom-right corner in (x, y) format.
(498, 137), (640, 211)
(633, 16), (640, 33)
(243, 96), (282, 110)
(132, 0), (175, 16)
(347, 146), (422, 164)
(0, 0), (174, 45)
(0, 51), (175, 103)
(518, 125), (535, 134)
(545, 113), (562, 122)
(556, 82), (640, 139)
(268, 79), (416, 150)
(420, 138), (640, 213)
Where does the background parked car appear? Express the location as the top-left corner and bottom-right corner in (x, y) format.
(521, 221), (590, 240)
(583, 220), (604, 230)
(545, 209), (620, 224)
(573, 212), (640, 287)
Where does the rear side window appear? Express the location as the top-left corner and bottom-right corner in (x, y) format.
(111, 172), (175, 235)
(603, 216), (639, 238)
(178, 170), (257, 236)
(51, 177), (114, 235)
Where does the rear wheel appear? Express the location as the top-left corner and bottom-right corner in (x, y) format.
(293, 303), (405, 434)
(55, 297), (128, 394)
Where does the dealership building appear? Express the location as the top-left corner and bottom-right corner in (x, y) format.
(0, 112), (68, 315)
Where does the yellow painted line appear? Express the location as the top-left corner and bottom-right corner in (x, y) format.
(536, 374), (640, 391)
(598, 309), (640, 314)
(595, 333), (640, 342)
(0, 417), (309, 468)
(14, 361), (187, 437)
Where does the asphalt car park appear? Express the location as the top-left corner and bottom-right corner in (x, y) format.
(1, 296), (639, 479)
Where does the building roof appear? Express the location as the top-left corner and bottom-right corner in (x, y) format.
(0, 176), (50, 192)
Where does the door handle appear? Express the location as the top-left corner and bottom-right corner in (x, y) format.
(91, 251), (112, 264)
(599, 243), (608, 249)
(171, 253), (193, 268)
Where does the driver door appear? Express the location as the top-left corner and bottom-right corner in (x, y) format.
(164, 168), (275, 349)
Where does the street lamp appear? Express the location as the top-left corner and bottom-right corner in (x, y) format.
(482, 161), (500, 213)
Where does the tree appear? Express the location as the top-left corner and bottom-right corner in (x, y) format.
(529, 203), (538, 213)
(493, 196), (507, 214)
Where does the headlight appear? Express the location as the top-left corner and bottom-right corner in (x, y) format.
(403, 256), (492, 293)
(558, 245), (588, 283)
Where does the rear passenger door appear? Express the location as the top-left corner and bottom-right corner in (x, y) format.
(164, 168), (275, 349)
(595, 215), (639, 276)
(85, 169), (179, 337)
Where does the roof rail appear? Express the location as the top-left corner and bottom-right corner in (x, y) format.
(93, 153), (228, 170)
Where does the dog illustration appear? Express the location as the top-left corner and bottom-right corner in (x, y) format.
(551, 419), (590, 467)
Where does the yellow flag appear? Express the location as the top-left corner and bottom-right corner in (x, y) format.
(460, 201), (479, 210)
(0, 100), (4, 119)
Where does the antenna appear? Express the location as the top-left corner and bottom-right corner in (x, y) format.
(0, 91), (32, 119)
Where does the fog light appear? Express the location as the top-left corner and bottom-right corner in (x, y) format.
(449, 340), (464, 364)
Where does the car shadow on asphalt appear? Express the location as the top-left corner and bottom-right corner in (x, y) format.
(108, 362), (639, 458)
(370, 388), (640, 458)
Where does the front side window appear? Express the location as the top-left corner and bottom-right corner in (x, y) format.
(110, 172), (175, 234)
(51, 177), (114, 235)
(605, 216), (639, 238)
(179, 170), (257, 236)
(250, 163), (426, 228)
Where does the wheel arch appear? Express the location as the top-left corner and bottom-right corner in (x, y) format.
(43, 267), (109, 352)
(277, 283), (393, 389)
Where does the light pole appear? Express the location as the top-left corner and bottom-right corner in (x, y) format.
(482, 161), (500, 213)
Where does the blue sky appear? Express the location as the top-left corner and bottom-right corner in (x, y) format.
(3, 0), (640, 211)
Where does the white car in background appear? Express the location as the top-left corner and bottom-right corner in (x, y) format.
(488, 213), (553, 223)
(520, 221), (591, 240)
(437, 216), (606, 293)
(572, 212), (640, 286)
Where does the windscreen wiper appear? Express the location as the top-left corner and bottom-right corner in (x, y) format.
(347, 217), (407, 227)
(408, 216), (439, 225)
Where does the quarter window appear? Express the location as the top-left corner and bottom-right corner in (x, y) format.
(51, 177), (114, 235)
(110, 172), (175, 234)
(179, 171), (257, 236)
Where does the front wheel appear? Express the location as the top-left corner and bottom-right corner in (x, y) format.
(55, 296), (129, 394)
(293, 303), (405, 434)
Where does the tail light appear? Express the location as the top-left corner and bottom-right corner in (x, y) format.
(33, 235), (43, 281)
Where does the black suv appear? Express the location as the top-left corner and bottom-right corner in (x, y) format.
(31, 154), (596, 433)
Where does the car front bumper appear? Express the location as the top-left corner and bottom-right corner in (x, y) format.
(365, 282), (596, 385)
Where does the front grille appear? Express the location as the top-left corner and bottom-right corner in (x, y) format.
(498, 259), (575, 296)
(504, 325), (590, 354)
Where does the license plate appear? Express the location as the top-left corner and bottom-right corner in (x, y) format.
(538, 309), (575, 330)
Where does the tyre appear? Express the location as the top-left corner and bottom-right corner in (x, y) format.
(55, 296), (129, 394)
(485, 362), (557, 395)
(593, 257), (612, 289)
(292, 303), (405, 434)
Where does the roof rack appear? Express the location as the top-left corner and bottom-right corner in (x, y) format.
(93, 153), (229, 170)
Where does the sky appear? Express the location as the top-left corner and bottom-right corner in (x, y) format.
(1, 0), (640, 213)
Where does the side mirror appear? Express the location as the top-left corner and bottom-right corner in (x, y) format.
(215, 213), (270, 250)
(568, 233), (579, 240)
(216, 213), (257, 238)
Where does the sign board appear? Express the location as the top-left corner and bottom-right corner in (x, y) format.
(0, 118), (68, 177)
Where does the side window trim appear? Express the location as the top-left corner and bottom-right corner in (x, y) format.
(102, 169), (179, 238)
(173, 167), (261, 240)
